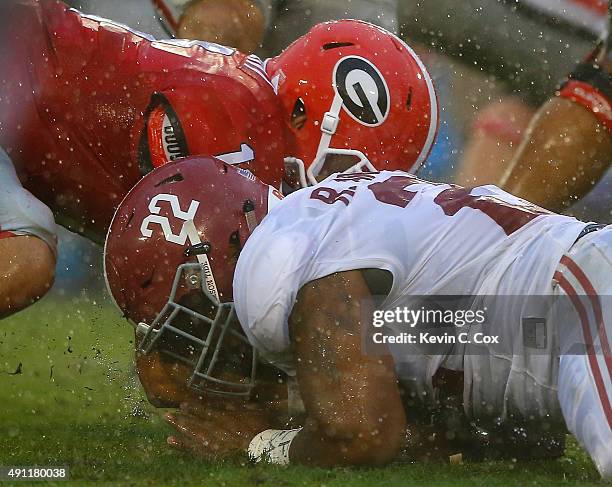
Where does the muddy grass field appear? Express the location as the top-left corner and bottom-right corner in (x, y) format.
(0, 296), (601, 486)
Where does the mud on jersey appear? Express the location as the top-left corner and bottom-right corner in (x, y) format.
(234, 171), (587, 422)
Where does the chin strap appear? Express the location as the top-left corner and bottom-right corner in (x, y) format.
(307, 92), (375, 186)
(283, 157), (308, 189)
(242, 200), (259, 233)
(283, 90), (377, 189)
(284, 150), (376, 190)
(312, 92), (344, 170)
(183, 219), (219, 302)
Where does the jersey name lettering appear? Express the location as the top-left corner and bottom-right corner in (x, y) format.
(311, 173), (550, 235)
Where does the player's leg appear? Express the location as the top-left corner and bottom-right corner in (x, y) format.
(0, 147), (57, 318)
(553, 227), (612, 479)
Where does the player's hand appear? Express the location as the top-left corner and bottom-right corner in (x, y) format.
(164, 401), (271, 458)
(177, 0), (265, 54)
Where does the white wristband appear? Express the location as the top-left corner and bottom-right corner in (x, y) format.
(247, 428), (302, 465)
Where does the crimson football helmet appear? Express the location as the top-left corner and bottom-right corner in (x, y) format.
(104, 155), (283, 397)
(265, 19), (439, 188)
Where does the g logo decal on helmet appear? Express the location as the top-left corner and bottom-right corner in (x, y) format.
(334, 56), (390, 127)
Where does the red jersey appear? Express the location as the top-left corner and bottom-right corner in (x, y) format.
(0, 0), (285, 241)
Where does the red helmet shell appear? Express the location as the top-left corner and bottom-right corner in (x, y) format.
(139, 58), (286, 189)
(104, 155), (281, 325)
(266, 20), (439, 185)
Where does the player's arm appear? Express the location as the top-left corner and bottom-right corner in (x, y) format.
(499, 36), (612, 211)
(498, 98), (612, 212)
(251, 270), (407, 466)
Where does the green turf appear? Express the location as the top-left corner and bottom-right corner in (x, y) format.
(0, 294), (603, 486)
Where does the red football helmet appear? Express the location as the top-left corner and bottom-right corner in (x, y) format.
(137, 54), (286, 189)
(104, 155), (283, 397)
(265, 19), (439, 188)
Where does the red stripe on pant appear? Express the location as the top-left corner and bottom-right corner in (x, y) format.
(561, 255), (612, 384)
(554, 271), (612, 430)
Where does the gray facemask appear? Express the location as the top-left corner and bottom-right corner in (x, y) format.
(135, 262), (257, 398)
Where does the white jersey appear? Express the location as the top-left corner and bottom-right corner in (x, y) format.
(0, 147), (56, 255)
(233, 171), (586, 423)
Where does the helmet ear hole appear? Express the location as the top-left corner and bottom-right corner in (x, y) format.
(291, 98), (307, 130)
